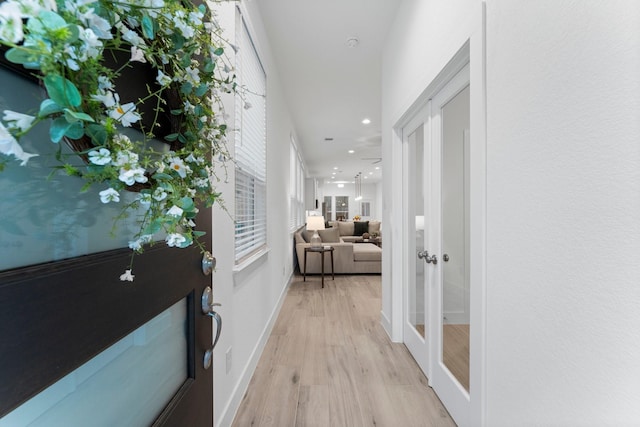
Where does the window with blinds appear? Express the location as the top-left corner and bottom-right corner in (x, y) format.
(234, 14), (267, 263)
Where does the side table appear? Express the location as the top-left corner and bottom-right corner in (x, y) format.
(303, 246), (335, 288)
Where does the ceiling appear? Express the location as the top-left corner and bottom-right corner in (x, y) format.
(255, 0), (401, 185)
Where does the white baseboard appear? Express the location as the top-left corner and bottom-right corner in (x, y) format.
(380, 309), (395, 341)
(215, 272), (293, 427)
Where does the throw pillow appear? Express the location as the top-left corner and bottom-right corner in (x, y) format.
(337, 221), (354, 236)
(301, 229), (312, 243)
(354, 221), (369, 236)
(368, 221), (381, 234)
(318, 227), (340, 243)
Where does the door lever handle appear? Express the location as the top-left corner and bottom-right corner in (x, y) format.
(417, 250), (438, 265)
(202, 286), (222, 369)
(203, 311), (221, 370)
(201, 286), (221, 314)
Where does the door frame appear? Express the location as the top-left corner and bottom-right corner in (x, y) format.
(390, 29), (488, 426)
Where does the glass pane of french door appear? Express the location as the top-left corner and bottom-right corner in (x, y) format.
(0, 299), (188, 427)
(441, 85), (471, 392)
(408, 124), (426, 337)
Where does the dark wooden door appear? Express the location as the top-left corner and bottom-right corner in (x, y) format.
(0, 66), (214, 426)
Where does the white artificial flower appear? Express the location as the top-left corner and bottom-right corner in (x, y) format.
(99, 188), (120, 203)
(79, 8), (113, 39)
(0, 1), (24, 43)
(119, 269), (135, 282)
(156, 70), (172, 87)
(128, 239), (143, 251)
(130, 45), (146, 63)
(165, 233), (186, 247)
(188, 10), (203, 26)
(166, 205), (183, 217)
(185, 153), (204, 164)
(118, 166), (147, 185)
(120, 27), (144, 47)
(3, 110), (35, 132)
(113, 149), (138, 166)
(193, 177), (209, 188)
(88, 148), (111, 165)
(109, 102), (141, 127)
(0, 122), (38, 165)
(79, 28), (102, 59)
(184, 66), (200, 84)
(97, 76), (113, 91)
(137, 192), (152, 205)
(168, 157), (189, 178)
(92, 90), (117, 108)
(152, 187), (167, 201)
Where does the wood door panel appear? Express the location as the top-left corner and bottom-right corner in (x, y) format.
(0, 242), (212, 425)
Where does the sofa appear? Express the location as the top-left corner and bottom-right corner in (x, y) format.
(328, 220), (381, 243)
(294, 221), (382, 275)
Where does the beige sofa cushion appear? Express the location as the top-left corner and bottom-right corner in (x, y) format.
(353, 243), (382, 261)
(337, 221), (354, 236)
(318, 227), (340, 243)
(368, 221), (381, 234)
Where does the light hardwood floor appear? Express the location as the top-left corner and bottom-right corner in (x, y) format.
(231, 274), (456, 427)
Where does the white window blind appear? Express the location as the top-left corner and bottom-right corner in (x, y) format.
(235, 15), (267, 263)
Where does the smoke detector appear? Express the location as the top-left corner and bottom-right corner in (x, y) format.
(346, 37), (359, 48)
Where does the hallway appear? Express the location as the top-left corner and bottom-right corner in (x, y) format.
(232, 274), (455, 426)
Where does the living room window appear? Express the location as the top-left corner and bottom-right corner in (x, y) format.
(234, 14), (267, 263)
(322, 196), (332, 220)
(335, 196), (349, 221)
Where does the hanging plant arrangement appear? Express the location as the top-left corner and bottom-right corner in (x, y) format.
(0, 0), (236, 280)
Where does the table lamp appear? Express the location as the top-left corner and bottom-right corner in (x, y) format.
(306, 216), (325, 248)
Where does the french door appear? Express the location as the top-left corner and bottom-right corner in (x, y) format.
(403, 62), (471, 426)
(0, 65), (216, 425)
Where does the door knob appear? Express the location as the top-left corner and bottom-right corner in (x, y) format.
(417, 250), (438, 265)
(443, 254), (449, 262)
(201, 251), (216, 276)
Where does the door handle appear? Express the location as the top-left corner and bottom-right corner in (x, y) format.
(417, 250), (438, 265)
(203, 311), (221, 370)
(443, 254), (449, 262)
(202, 286), (222, 369)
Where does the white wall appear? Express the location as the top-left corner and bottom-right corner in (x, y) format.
(210, 3), (299, 426)
(484, 1), (640, 424)
(383, 0), (640, 425)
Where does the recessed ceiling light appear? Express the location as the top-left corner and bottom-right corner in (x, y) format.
(362, 118), (371, 125)
(369, 172), (373, 175)
(333, 166), (338, 170)
(364, 176), (368, 179)
(346, 37), (359, 48)
(348, 150), (355, 154)
(337, 183), (344, 188)
(375, 166), (380, 170)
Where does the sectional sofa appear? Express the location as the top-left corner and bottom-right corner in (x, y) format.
(294, 221), (382, 275)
